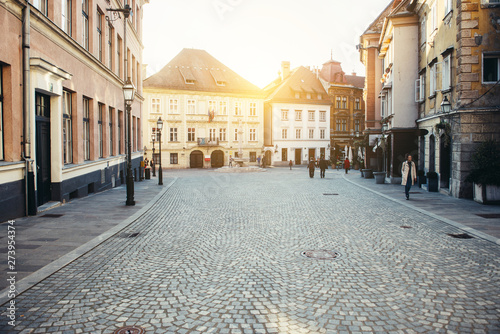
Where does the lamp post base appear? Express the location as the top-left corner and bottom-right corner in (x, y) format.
(126, 172), (135, 206)
(158, 166), (163, 185)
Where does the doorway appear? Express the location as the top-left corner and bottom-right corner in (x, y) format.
(440, 134), (451, 188)
(308, 148), (316, 161)
(190, 150), (204, 168)
(211, 150), (224, 168)
(295, 148), (302, 165)
(35, 92), (51, 206)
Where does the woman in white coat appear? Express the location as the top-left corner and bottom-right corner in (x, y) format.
(401, 154), (417, 200)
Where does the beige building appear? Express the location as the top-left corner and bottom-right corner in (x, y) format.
(143, 49), (265, 169)
(0, 0), (147, 222)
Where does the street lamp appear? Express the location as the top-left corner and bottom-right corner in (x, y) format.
(123, 78), (135, 206)
(157, 117), (163, 185)
(441, 95), (451, 113)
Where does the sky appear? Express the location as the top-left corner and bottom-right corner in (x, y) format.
(142, 0), (391, 88)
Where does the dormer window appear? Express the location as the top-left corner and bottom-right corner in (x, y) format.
(295, 92), (300, 99)
(210, 69), (227, 87)
(179, 67), (196, 85)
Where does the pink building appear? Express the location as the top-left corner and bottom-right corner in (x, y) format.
(0, 0), (148, 222)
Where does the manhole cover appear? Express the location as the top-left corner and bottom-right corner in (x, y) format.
(400, 226), (413, 229)
(41, 213), (64, 218)
(118, 232), (140, 238)
(476, 213), (500, 219)
(113, 326), (145, 334)
(447, 233), (474, 239)
(323, 193), (339, 196)
(301, 250), (340, 260)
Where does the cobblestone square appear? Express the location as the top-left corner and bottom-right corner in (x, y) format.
(1, 169), (499, 333)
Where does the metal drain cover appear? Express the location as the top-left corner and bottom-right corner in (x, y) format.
(113, 326), (145, 334)
(301, 249), (340, 260)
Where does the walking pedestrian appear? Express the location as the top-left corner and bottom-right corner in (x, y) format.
(401, 154), (417, 200)
(289, 160), (293, 170)
(344, 157), (350, 174)
(229, 155), (233, 168)
(257, 156), (261, 167)
(307, 159), (315, 178)
(319, 156), (327, 178)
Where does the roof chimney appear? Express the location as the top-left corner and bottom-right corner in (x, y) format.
(281, 61), (290, 80)
(351, 71), (356, 76)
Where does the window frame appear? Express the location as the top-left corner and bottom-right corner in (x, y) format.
(295, 128), (301, 139)
(187, 127), (196, 142)
(98, 103), (104, 158)
(83, 97), (91, 161)
(219, 128), (227, 141)
(295, 110), (302, 121)
(319, 111), (326, 122)
(151, 98), (161, 114)
(249, 102), (257, 116)
(308, 129), (314, 139)
(108, 107), (113, 156)
(169, 99), (178, 114)
(82, 0), (90, 51)
(169, 127), (178, 142)
(442, 55), (451, 91)
(170, 153), (178, 164)
(97, 9), (104, 62)
(308, 110), (315, 121)
(249, 128), (256, 142)
(62, 0), (72, 35)
(63, 90), (73, 164)
(282, 128), (287, 139)
(281, 109), (288, 121)
(482, 53), (500, 84)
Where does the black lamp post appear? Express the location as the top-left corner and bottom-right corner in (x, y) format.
(123, 78), (136, 205)
(151, 132), (156, 177)
(440, 95), (452, 113)
(157, 117), (163, 185)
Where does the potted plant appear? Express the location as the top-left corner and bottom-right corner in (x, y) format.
(465, 140), (500, 204)
(417, 170), (426, 188)
(373, 171), (386, 184)
(426, 171), (439, 192)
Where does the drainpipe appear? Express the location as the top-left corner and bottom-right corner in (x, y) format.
(22, 3), (35, 215)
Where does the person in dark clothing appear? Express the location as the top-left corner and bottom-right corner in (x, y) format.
(319, 157), (327, 178)
(344, 158), (350, 174)
(289, 160), (293, 170)
(307, 159), (315, 178)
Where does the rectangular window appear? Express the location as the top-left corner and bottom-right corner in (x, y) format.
(98, 103), (104, 158)
(281, 109), (288, 121)
(219, 128), (227, 141)
(355, 98), (360, 110)
(117, 36), (122, 78)
(320, 129), (325, 139)
(63, 90), (73, 164)
(169, 99), (178, 113)
(429, 63), (436, 96)
(249, 102), (256, 116)
(355, 119), (360, 132)
(108, 23), (113, 69)
(170, 153), (178, 164)
(219, 101), (227, 115)
(249, 128), (256, 141)
(296, 129), (301, 139)
(282, 129), (287, 139)
(169, 128), (178, 142)
(187, 99), (196, 114)
(150, 127), (158, 142)
(82, 0), (89, 50)
(342, 97), (347, 109)
(62, 0), (72, 35)
(187, 128), (195, 142)
(33, 0), (48, 15)
(295, 110), (302, 121)
(336, 119), (341, 131)
(308, 110), (315, 121)
(483, 54), (500, 83)
(118, 110), (123, 154)
(319, 111), (326, 122)
(308, 129), (314, 139)
(415, 73), (426, 102)
(342, 119), (347, 132)
(208, 100), (217, 114)
(250, 152), (256, 162)
(83, 97), (91, 160)
(209, 128), (217, 141)
(97, 9), (103, 62)
(281, 148), (287, 162)
(109, 107), (113, 156)
(442, 55), (451, 90)
(336, 96), (341, 108)
(151, 98), (161, 113)
(234, 129), (238, 141)
(234, 102), (242, 116)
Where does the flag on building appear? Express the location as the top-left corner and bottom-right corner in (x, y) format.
(208, 106), (215, 122)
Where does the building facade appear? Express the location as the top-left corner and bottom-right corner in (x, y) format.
(318, 58), (366, 164)
(359, 0), (419, 182)
(0, 0), (147, 222)
(414, 0), (500, 198)
(264, 63), (331, 166)
(143, 49), (265, 169)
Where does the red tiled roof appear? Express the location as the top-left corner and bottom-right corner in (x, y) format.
(144, 48), (261, 96)
(345, 75), (365, 89)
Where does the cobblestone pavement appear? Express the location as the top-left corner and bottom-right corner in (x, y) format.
(1, 168), (500, 333)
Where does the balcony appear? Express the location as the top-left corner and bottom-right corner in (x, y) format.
(197, 138), (219, 146)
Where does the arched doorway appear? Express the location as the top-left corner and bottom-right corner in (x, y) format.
(211, 150), (224, 168)
(440, 134), (451, 188)
(190, 150), (204, 168)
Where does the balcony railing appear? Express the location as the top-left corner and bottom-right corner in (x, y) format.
(197, 137), (219, 146)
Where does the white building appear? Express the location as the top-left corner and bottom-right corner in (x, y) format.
(143, 49), (264, 168)
(264, 64), (332, 166)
